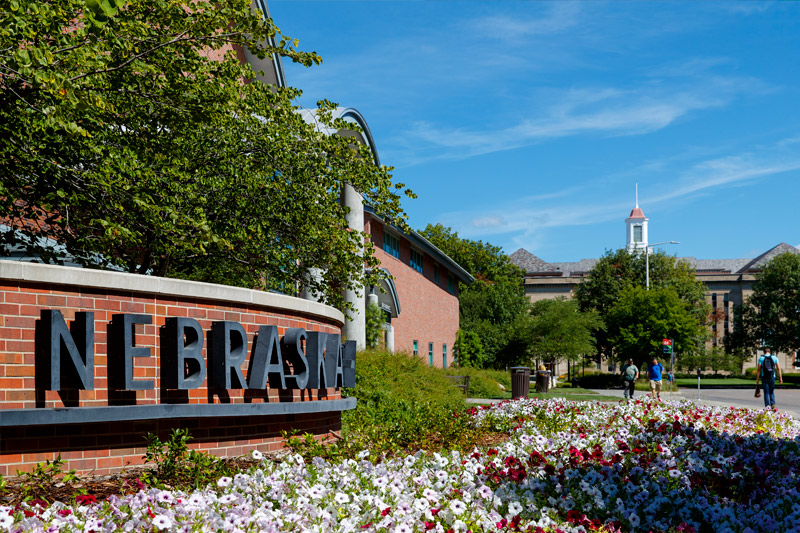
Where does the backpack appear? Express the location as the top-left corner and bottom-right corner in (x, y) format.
(762, 355), (776, 379)
(624, 365), (637, 381)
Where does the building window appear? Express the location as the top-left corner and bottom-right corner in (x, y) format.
(413, 340), (418, 356)
(428, 342), (434, 366)
(384, 231), (400, 259)
(447, 274), (455, 294)
(723, 293), (730, 332)
(434, 264), (440, 285)
(410, 249), (424, 273)
(633, 225), (643, 243)
(442, 344), (447, 369)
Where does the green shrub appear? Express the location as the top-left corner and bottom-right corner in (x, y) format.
(335, 350), (484, 458)
(141, 429), (235, 490)
(575, 370), (621, 389)
(444, 366), (510, 398)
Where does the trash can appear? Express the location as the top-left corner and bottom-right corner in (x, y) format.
(536, 370), (551, 393)
(510, 367), (531, 399)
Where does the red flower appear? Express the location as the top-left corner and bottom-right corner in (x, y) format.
(76, 494), (98, 505)
(381, 507), (391, 516)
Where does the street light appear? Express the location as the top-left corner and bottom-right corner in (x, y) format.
(646, 241), (680, 289)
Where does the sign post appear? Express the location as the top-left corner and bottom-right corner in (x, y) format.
(662, 339), (674, 395)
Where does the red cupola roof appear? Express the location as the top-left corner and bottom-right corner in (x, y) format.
(627, 207), (646, 219)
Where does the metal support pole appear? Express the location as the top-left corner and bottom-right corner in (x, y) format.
(646, 246), (650, 289)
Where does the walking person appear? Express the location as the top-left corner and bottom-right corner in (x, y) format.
(755, 347), (783, 410)
(648, 357), (664, 401)
(620, 358), (639, 400)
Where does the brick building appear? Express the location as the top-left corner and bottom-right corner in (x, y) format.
(365, 208), (473, 368)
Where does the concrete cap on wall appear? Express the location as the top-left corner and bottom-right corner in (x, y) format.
(0, 260), (345, 326)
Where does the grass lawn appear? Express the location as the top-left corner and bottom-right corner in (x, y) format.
(674, 377), (755, 386)
(474, 386), (621, 402)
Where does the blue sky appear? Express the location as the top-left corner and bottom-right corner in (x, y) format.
(269, 1), (800, 262)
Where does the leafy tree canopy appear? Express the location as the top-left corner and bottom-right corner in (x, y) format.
(575, 249), (709, 361)
(528, 298), (602, 366)
(418, 224), (522, 282)
(0, 0), (412, 309)
(606, 286), (707, 368)
(729, 252), (800, 356)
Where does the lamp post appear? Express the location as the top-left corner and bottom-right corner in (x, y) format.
(645, 241), (680, 289)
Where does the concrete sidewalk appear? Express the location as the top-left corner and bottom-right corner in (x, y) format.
(595, 387), (800, 419)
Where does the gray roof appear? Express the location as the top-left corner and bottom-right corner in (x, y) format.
(509, 249), (557, 273)
(511, 243), (800, 278)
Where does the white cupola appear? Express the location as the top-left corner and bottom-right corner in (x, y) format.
(625, 184), (648, 253)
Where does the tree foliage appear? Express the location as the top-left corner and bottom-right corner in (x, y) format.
(575, 249), (709, 362)
(418, 224), (523, 282)
(728, 252), (800, 356)
(528, 298), (602, 366)
(0, 0), (412, 309)
(606, 286), (707, 368)
(453, 329), (485, 368)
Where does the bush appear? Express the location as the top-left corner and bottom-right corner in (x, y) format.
(444, 366), (511, 398)
(338, 350), (479, 457)
(574, 370), (621, 390)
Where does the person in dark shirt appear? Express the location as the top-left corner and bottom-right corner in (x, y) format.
(648, 357), (664, 401)
(620, 358), (639, 400)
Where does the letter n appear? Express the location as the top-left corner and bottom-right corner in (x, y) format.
(36, 310), (94, 390)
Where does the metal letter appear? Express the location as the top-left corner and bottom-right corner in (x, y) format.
(281, 328), (308, 389)
(162, 317), (206, 390)
(247, 325), (286, 389)
(36, 310), (94, 390)
(325, 334), (344, 388)
(305, 332), (328, 389)
(342, 340), (356, 388)
(109, 314), (154, 390)
(209, 321), (248, 389)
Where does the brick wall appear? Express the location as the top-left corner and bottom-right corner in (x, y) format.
(0, 261), (347, 475)
(368, 221), (460, 368)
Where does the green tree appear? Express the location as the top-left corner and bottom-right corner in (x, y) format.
(528, 298), (602, 367)
(575, 249), (709, 362)
(729, 252), (800, 356)
(458, 276), (533, 368)
(418, 224), (523, 282)
(606, 286), (707, 368)
(0, 0), (412, 310)
(453, 329), (485, 368)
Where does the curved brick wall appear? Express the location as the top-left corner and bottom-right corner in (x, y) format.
(0, 261), (351, 475)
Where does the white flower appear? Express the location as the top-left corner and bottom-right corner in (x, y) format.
(449, 499), (467, 515)
(334, 492), (350, 504)
(477, 485), (493, 499)
(251, 449), (264, 460)
(156, 490), (174, 504)
(217, 476), (232, 488)
(508, 501), (523, 516)
(357, 450), (370, 460)
(153, 514), (173, 530)
(393, 524), (413, 533)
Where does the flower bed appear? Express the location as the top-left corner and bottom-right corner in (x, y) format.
(4, 399), (800, 532)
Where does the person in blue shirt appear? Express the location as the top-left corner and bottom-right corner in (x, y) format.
(755, 347), (783, 410)
(648, 357), (664, 401)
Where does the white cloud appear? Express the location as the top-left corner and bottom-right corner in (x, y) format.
(391, 74), (761, 165)
(471, 216), (505, 228)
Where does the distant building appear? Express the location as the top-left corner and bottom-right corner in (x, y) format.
(510, 197), (800, 373)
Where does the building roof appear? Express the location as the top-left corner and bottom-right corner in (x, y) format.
(510, 243), (800, 278)
(509, 249), (557, 274)
(626, 207), (647, 220)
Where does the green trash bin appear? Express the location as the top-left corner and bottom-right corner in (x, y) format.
(510, 367), (531, 399)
